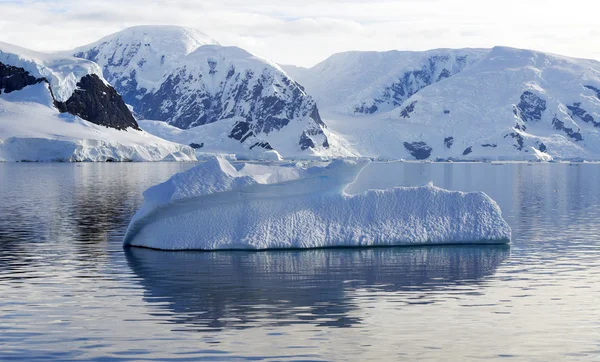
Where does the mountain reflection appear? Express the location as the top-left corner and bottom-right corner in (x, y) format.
(126, 245), (509, 331)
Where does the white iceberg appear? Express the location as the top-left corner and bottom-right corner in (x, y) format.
(123, 158), (511, 250)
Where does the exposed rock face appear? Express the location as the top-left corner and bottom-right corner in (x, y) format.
(585, 85), (600, 100)
(400, 101), (417, 118)
(351, 54), (479, 115)
(444, 137), (454, 149)
(505, 132), (524, 151)
(567, 102), (599, 127)
(516, 91), (546, 122)
(552, 115), (583, 141)
(463, 146), (473, 156)
(0, 62), (46, 94)
(538, 142), (547, 152)
(135, 63), (322, 135)
(1, 62), (138, 131)
(249, 141), (273, 150)
(403, 141), (432, 160)
(281, 49), (487, 117)
(54, 75), (139, 130)
(229, 121), (254, 143)
(73, 28), (329, 155)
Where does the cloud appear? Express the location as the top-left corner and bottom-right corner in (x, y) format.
(0, 0), (598, 66)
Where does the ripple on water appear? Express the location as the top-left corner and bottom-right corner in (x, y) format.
(0, 162), (599, 361)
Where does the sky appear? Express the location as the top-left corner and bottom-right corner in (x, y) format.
(0, 0), (599, 67)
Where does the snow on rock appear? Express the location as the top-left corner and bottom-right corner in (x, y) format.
(73, 26), (344, 158)
(0, 41), (104, 102)
(1, 42), (138, 131)
(0, 40), (195, 162)
(531, 147), (553, 162)
(138, 119), (354, 160)
(282, 49), (487, 115)
(123, 157), (511, 250)
(0, 83), (196, 162)
(71, 25), (218, 96)
(295, 47), (600, 161)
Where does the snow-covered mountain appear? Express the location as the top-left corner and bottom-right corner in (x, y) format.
(72, 26), (342, 159)
(282, 49), (487, 115)
(287, 47), (600, 161)
(0, 41), (195, 162)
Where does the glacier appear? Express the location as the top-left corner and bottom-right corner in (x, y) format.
(123, 157), (511, 250)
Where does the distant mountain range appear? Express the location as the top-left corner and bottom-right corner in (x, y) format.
(283, 46), (600, 161)
(1, 25), (600, 161)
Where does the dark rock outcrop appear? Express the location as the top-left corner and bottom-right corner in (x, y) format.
(516, 91), (546, 122)
(403, 141), (432, 160)
(538, 142), (547, 152)
(354, 54), (474, 115)
(139, 67), (321, 135)
(462, 146), (473, 156)
(400, 101), (417, 118)
(299, 132), (316, 150)
(54, 74), (139, 130)
(1, 62), (138, 131)
(189, 142), (204, 149)
(504, 132), (524, 151)
(444, 137), (454, 149)
(567, 102), (599, 127)
(481, 143), (497, 148)
(0, 62), (46, 94)
(585, 85), (600, 100)
(228, 121), (254, 143)
(250, 141), (273, 150)
(354, 103), (378, 114)
(436, 68), (451, 81)
(552, 115), (583, 141)
(76, 42), (329, 152)
(514, 123), (527, 131)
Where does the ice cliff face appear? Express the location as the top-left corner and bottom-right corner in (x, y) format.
(73, 26), (329, 156)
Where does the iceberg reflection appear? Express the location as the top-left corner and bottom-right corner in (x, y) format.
(126, 245), (509, 331)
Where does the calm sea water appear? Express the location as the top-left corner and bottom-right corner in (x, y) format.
(1, 162), (599, 361)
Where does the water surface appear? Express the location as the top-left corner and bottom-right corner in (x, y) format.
(1, 162), (599, 361)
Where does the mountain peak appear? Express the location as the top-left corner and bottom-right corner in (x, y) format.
(75, 25), (218, 56)
(71, 25), (218, 93)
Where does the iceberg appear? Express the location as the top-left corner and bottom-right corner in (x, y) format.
(123, 158), (511, 250)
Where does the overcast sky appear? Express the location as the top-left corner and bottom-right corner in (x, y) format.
(1, 0), (599, 67)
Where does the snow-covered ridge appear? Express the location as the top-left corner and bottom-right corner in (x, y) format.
(0, 40), (197, 162)
(72, 26), (338, 159)
(71, 25), (219, 93)
(123, 157), (511, 250)
(283, 48), (488, 115)
(137, 119), (356, 161)
(0, 82), (197, 162)
(0, 41), (104, 102)
(291, 46), (600, 161)
(379, 46), (600, 160)
(0, 91), (197, 162)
